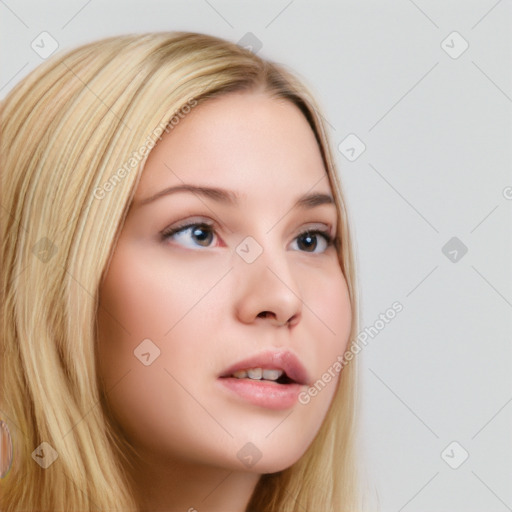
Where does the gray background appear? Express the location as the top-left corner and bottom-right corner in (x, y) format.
(1, 1), (511, 511)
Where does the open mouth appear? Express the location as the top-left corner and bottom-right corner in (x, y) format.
(217, 349), (310, 409)
(219, 368), (297, 385)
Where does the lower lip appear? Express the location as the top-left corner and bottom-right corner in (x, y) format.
(217, 377), (303, 410)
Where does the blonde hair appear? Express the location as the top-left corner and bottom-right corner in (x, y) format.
(0, 31), (362, 511)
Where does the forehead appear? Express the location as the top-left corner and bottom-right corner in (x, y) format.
(134, 91), (332, 204)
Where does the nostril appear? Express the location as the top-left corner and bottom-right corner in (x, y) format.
(257, 311), (273, 319)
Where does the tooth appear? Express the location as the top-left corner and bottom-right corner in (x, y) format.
(233, 370), (248, 379)
(247, 368), (263, 379)
(262, 369), (283, 380)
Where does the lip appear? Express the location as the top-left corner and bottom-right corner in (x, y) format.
(217, 350), (310, 410)
(219, 349), (310, 386)
(217, 378), (303, 410)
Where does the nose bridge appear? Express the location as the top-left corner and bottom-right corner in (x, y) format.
(237, 230), (298, 287)
(233, 231), (303, 326)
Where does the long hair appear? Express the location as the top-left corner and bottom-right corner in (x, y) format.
(0, 31), (362, 511)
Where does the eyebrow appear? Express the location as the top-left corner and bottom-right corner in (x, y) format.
(136, 184), (335, 210)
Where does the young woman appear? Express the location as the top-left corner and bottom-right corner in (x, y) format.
(0, 31), (362, 511)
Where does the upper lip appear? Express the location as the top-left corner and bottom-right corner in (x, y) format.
(219, 349), (310, 385)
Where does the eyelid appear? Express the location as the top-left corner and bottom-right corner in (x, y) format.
(294, 222), (334, 238)
(160, 216), (217, 238)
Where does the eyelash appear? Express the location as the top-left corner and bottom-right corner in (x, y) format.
(160, 220), (336, 253)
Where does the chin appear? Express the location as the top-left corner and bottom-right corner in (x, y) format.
(224, 440), (310, 475)
(241, 454), (304, 475)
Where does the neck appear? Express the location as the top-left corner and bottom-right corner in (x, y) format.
(129, 452), (261, 512)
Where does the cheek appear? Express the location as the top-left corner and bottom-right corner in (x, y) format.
(305, 265), (352, 357)
(95, 244), (231, 417)
(299, 267), (352, 405)
(97, 258), (176, 342)
(95, 248), (227, 458)
(97, 244), (227, 345)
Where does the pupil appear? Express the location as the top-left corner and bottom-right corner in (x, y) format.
(300, 233), (316, 251)
(193, 226), (212, 246)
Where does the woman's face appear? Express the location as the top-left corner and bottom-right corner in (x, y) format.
(96, 90), (352, 474)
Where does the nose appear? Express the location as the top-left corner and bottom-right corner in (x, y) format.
(234, 242), (303, 328)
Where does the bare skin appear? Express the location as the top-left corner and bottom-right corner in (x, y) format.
(96, 90), (352, 511)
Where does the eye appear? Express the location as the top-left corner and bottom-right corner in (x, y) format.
(161, 221), (217, 249)
(290, 229), (334, 253)
(161, 220), (336, 253)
